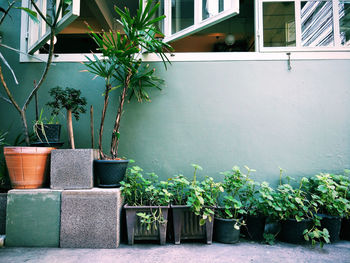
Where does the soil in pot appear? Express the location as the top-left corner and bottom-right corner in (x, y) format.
(279, 218), (312, 244)
(214, 217), (241, 244)
(340, 217), (350, 241)
(94, 159), (129, 187)
(244, 214), (266, 241)
(320, 214), (342, 243)
(4, 146), (55, 189)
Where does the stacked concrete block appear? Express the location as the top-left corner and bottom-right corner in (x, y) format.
(5, 189), (61, 247)
(50, 149), (98, 189)
(0, 193), (7, 235)
(60, 188), (123, 248)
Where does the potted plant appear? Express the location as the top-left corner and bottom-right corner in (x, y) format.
(32, 108), (61, 146)
(1, 0), (71, 189)
(330, 173), (350, 240)
(214, 166), (247, 244)
(46, 86), (87, 149)
(276, 172), (330, 247)
(170, 164), (223, 244)
(120, 165), (172, 245)
(310, 173), (350, 242)
(83, 0), (172, 187)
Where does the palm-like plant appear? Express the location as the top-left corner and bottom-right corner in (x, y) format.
(83, 0), (172, 160)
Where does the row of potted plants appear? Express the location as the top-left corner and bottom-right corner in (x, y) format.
(121, 164), (350, 247)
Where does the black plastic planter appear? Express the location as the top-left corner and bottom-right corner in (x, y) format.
(94, 159), (129, 187)
(340, 218), (350, 241)
(214, 217), (241, 244)
(124, 205), (169, 245)
(244, 214), (266, 241)
(36, 124), (61, 143)
(279, 218), (312, 244)
(171, 205), (214, 245)
(320, 214), (342, 242)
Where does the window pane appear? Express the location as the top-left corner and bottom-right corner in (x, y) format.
(172, 0), (194, 34)
(301, 1), (334, 47)
(263, 2), (296, 47)
(339, 1), (350, 46)
(202, 0), (231, 20)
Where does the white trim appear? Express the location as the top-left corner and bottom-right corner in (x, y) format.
(19, 51), (350, 63)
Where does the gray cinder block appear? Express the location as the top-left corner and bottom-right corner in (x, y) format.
(50, 149), (98, 189)
(60, 188), (123, 248)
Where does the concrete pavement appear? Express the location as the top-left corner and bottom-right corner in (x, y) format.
(0, 240), (349, 263)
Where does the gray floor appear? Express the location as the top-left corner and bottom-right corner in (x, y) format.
(0, 241), (349, 263)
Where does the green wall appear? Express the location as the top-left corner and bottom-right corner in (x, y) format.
(1, 4), (350, 184)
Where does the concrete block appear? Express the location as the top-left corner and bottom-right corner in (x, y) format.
(60, 188), (123, 248)
(5, 189), (61, 247)
(50, 149), (98, 189)
(0, 193), (7, 235)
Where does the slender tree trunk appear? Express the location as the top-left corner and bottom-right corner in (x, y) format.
(110, 70), (132, 159)
(98, 84), (111, 159)
(20, 111), (30, 146)
(67, 109), (75, 149)
(90, 105), (94, 149)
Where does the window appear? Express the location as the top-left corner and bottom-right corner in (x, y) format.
(257, 0), (350, 51)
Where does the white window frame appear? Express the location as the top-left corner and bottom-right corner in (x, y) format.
(256, 0), (350, 52)
(19, 0), (350, 63)
(159, 0), (240, 43)
(20, 0), (80, 61)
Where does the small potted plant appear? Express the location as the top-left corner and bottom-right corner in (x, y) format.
(214, 166), (247, 244)
(330, 173), (350, 240)
(83, 0), (172, 187)
(170, 164), (223, 244)
(46, 86), (87, 149)
(32, 108), (61, 146)
(310, 173), (350, 242)
(276, 172), (330, 247)
(120, 165), (172, 245)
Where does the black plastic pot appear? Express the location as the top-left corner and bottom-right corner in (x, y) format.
(340, 217), (350, 241)
(244, 214), (266, 241)
(214, 217), (241, 244)
(279, 218), (312, 244)
(171, 205), (214, 245)
(124, 204), (169, 245)
(319, 214), (342, 242)
(35, 124), (61, 143)
(94, 159), (129, 187)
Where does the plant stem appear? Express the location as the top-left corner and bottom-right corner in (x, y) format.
(98, 84), (111, 159)
(90, 105), (94, 148)
(110, 69), (132, 159)
(67, 109), (74, 149)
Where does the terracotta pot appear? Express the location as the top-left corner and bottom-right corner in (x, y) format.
(4, 147), (55, 189)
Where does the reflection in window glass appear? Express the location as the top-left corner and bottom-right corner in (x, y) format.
(301, 1), (334, 47)
(156, 0), (165, 33)
(263, 2), (296, 47)
(339, 1), (350, 46)
(172, 0), (194, 34)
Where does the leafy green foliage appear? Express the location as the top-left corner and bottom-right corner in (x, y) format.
(310, 173), (350, 217)
(47, 86), (87, 120)
(120, 166), (172, 206)
(168, 174), (190, 205)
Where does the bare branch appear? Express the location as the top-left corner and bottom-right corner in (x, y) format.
(0, 1), (15, 26)
(23, 28), (56, 111)
(0, 93), (12, 104)
(0, 65), (21, 114)
(30, 0), (51, 27)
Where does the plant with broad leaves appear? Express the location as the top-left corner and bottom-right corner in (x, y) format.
(310, 173), (350, 217)
(168, 174), (190, 205)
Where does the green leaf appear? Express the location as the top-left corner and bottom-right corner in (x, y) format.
(15, 7), (39, 23)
